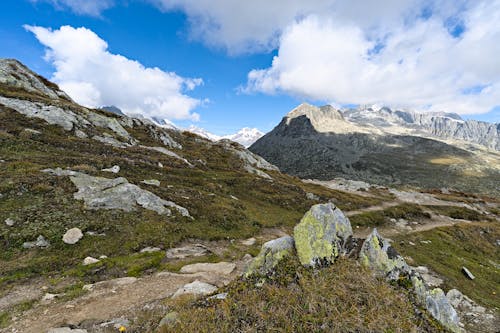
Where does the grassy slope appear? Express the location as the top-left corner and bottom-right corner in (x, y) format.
(0, 88), (383, 291)
(145, 257), (446, 333)
(393, 223), (500, 309)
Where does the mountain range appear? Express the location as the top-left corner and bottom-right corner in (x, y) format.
(186, 126), (264, 147)
(250, 103), (500, 195)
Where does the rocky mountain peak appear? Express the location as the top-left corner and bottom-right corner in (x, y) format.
(0, 58), (71, 101)
(286, 103), (345, 132)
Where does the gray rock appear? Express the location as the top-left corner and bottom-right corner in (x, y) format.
(166, 244), (211, 259)
(359, 229), (409, 280)
(425, 288), (461, 332)
(172, 280), (218, 298)
(180, 262), (236, 275)
(74, 129), (88, 139)
(62, 228), (83, 245)
(92, 135), (130, 148)
(140, 246), (161, 253)
(414, 266), (443, 287)
(294, 203), (352, 266)
(5, 218), (15, 226)
(101, 165), (120, 173)
(43, 169), (190, 217)
(241, 237), (256, 246)
(83, 257), (100, 266)
(461, 266), (475, 280)
(23, 235), (49, 249)
(140, 146), (192, 166)
(244, 235), (295, 277)
(306, 192), (320, 200)
(208, 292), (228, 300)
(141, 179), (160, 186)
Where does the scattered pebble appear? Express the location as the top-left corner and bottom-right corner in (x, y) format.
(101, 165), (120, 173)
(5, 218), (15, 226)
(83, 256), (100, 266)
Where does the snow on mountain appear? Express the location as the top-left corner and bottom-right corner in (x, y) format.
(186, 126), (264, 147)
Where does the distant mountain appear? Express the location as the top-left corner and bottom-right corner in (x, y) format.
(250, 103), (500, 194)
(186, 126), (264, 147)
(343, 105), (499, 150)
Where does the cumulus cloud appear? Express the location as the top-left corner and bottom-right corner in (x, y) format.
(25, 25), (203, 121)
(30, 0), (115, 16)
(245, 0), (500, 115)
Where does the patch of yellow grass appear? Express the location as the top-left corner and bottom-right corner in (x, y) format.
(429, 156), (466, 165)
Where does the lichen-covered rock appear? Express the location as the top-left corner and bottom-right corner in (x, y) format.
(412, 276), (462, 332)
(426, 288), (461, 332)
(359, 228), (409, 280)
(172, 280), (218, 298)
(23, 235), (50, 249)
(293, 203), (352, 266)
(244, 236), (295, 277)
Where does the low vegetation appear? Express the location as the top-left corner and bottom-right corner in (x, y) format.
(349, 203), (431, 227)
(151, 257), (444, 333)
(393, 222), (500, 309)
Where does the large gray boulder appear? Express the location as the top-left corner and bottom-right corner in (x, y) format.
(42, 169), (190, 217)
(358, 228), (409, 280)
(293, 203), (352, 266)
(171, 280), (218, 298)
(244, 236), (295, 277)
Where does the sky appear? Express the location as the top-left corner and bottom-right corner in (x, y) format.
(0, 0), (499, 134)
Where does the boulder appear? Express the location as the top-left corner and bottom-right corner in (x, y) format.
(180, 262), (236, 275)
(172, 280), (218, 298)
(412, 277), (462, 333)
(244, 235), (295, 277)
(359, 228), (409, 280)
(62, 228), (83, 244)
(293, 203), (352, 266)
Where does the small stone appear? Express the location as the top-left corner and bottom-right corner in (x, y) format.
(62, 228), (83, 244)
(23, 235), (50, 249)
(241, 237), (256, 246)
(208, 292), (228, 300)
(420, 240), (432, 244)
(158, 162), (164, 168)
(140, 246), (161, 253)
(166, 244), (211, 259)
(305, 192), (320, 200)
(47, 328), (88, 333)
(172, 280), (218, 298)
(99, 255), (108, 259)
(42, 293), (59, 302)
(230, 195), (239, 200)
(74, 129), (88, 139)
(101, 165), (120, 173)
(409, 241), (416, 246)
(462, 266), (475, 280)
(83, 257), (100, 266)
(5, 218), (15, 226)
(141, 179), (160, 186)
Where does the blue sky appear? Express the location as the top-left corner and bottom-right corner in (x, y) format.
(0, 0), (499, 133)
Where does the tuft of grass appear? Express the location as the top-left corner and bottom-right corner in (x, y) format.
(393, 222), (500, 309)
(0, 311), (10, 329)
(349, 203), (431, 227)
(157, 257), (442, 333)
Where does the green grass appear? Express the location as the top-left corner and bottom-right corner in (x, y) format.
(393, 222), (500, 309)
(0, 311), (10, 329)
(425, 205), (486, 221)
(349, 203), (431, 227)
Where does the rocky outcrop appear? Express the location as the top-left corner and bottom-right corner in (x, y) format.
(165, 244), (211, 259)
(42, 168), (190, 217)
(180, 262), (236, 275)
(293, 203), (352, 266)
(244, 236), (295, 277)
(246, 202), (465, 332)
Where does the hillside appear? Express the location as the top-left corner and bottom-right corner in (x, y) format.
(250, 103), (500, 195)
(0, 60), (498, 333)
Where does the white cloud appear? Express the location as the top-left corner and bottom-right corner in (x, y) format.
(30, 0), (115, 16)
(25, 25), (203, 121)
(245, 1), (500, 115)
